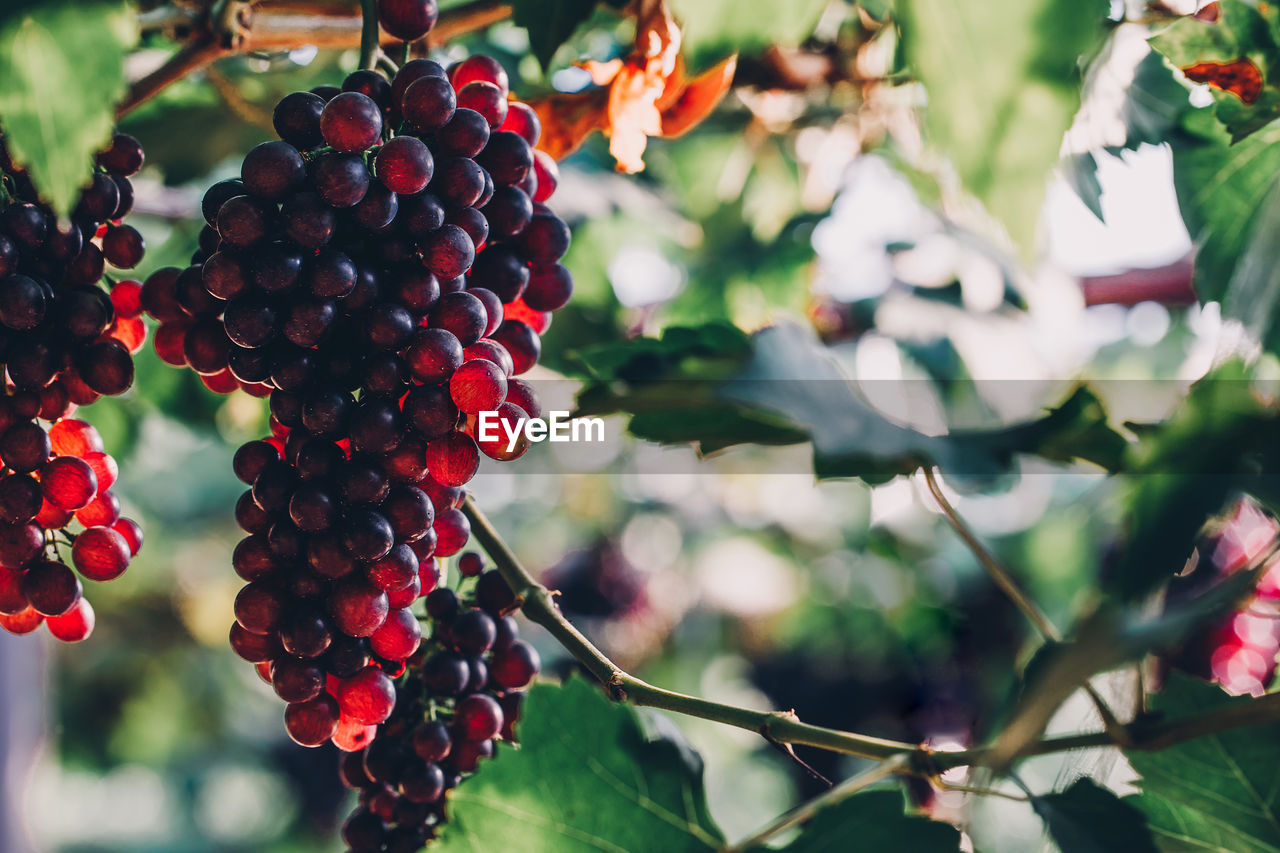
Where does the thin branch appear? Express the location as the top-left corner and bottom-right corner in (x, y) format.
(934, 690), (1280, 770)
(726, 756), (909, 852)
(921, 467), (1130, 744)
(922, 467), (1059, 639)
(461, 497), (922, 762)
(462, 497), (1280, 776)
(117, 37), (229, 118)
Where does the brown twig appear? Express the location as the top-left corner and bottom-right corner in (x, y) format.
(118, 0), (512, 119)
(118, 37), (229, 118)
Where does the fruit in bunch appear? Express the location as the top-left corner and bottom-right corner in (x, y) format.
(1161, 499), (1280, 696)
(0, 132), (149, 642)
(148, 51), (574, 844)
(338, 556), (540, 849)
(378, 0), (439, 42)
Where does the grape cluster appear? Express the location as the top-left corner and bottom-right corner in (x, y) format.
(338, 554), (540, 851)
(0, 133), (148, 642)
(1164, 501), (1280, 696)
(143, 50), (571, 846)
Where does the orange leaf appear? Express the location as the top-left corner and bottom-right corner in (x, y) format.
(656, 53), (688, 112)
(659, 54), (737, 138)
(528, 89), (610, 160)
(1181, 58), (1263, 104)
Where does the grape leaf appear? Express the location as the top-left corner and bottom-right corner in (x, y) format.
(1125, 675), (1280, 853)
(1066, 48), (1190, 221)
(745, 789), (962, 852)
(1033, 779), (1160, 853)
(0, 0), (136, 217)
(436, 677), (725, 853)
(571, 322), (1127, 481)
(1150, 0), (1280, 142)
(900, 0), (1109, 253)
(1169, 108), (1280, 356)
(667, 0), (829, 72)
(511, 0), (601, 71)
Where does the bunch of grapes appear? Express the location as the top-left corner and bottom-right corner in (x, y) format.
(338, 553), (540, 852)
(140, 46), (569, 848)
(0, 132), (149, 641)
(1162, 500), (1280, 696)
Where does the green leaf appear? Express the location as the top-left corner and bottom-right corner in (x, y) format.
(511, 0), (600, 71)
(1126, 675), (1280, 853)
(1150, 0), (1280, 142)
(1066, 49), (1192, 220)
(436, 677), (725, 853)
(900, 0), (1109, 253)
(1064, 152), (1106, 220)
(746, 789), (962, 852)
(571, 322), (1127, 482)
(1169, 109), (1280, 356)
(724, 324), (1126, 480)
(1034, 779), (1159, 853)
(0, 0), (136, 217)
(668, 0), (829, 72)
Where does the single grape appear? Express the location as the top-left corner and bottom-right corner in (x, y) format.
(377, 0), (439, 40)
(320, 92), (384, 153)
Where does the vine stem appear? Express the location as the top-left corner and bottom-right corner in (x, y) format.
(921, 467), (1131, 744)
(460, 497), (921, 762)
(922, 468), (1058, 639)
(461, 497), (1280, 776)
(358, 0), (380, 71)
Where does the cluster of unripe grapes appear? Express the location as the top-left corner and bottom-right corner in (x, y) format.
(139, 43), (569, 848)
(0, 133), (148, 641)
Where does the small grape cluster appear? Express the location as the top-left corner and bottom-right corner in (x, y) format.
(338, 553), (541, 852)
(0, 133), (149, 641)
(142, 48), (573, 837)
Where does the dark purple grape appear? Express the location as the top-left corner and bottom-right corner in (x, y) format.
(378, 0), (439, 40)
(402, 76), (456, 132)
(241, 141), (307, 200)
(273, 91), (326, 149)
(421, 225), (475, 280)
(321, 92), (384, 153)
(436, 108), (490, 158)
(477, 131), (533, 186)
(311, 153), (371, 208)
(342, 69), (393, 112)
(281, 192), (337, 248)
(376, 136), (434, 194)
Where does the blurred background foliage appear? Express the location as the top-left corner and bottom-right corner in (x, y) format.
(0, 0), (1257, 851)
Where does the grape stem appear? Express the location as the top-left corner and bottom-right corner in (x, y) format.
(921, 467), (1132, 745)
(118, 0), (513, 117)
(461, 497), (922, 761)
(358, 0), (380, 71)
(461, 497), (1280, 777)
